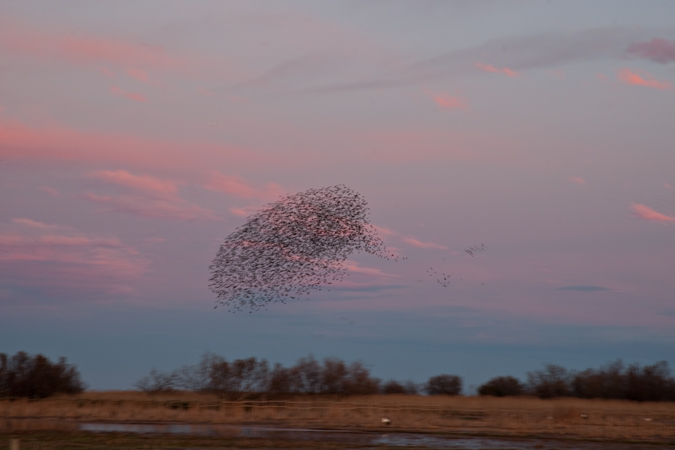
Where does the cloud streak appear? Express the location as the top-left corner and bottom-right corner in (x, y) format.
(0, 17), (188, 72)
(110, 85), (147, 102)
(423, 88), (468, 110)
(402, 237), (449, 250)
(205, 172), (284, 201)
(627, 38), (675, 64)
(89, 170), (179, 200)
(555, 285), (611, 292)
(474, 62), (518, 77)
(292, 26), (664, 93)
(617, 68), (672, 90)
(631, 204), (675, 223)
(84, 170), (218, 221)
(0, 220), (149, 300)
(0, 117), (263, 171)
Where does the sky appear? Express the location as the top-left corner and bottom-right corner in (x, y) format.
(1, 0), (675, 392)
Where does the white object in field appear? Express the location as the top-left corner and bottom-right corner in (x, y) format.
(381, 417), (391, 425)
(580, 414), (588, 419)
(644, 417), (653, 422)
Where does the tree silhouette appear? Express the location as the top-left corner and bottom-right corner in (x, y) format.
(209, 185), (388, 312)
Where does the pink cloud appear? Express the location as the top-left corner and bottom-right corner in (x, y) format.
(664, 182), (673, 190)
(41, 186), (61, 197)
(89, 170), (179, 199)
(205, 172), (284, 200)
(110, 85), (147, 102)
(84, 170), (218, 220)
(569, 176), (586, 185)
(402, 237), (448, 250)
(229, 205), (262, 218)
(0, 18), (187, 71)
(373, 225), (396, 237)
(126, 68), (149, 83)
(617, 68), (672, 90)
(99, 66), (115, 77)
(595, 73), (609, 80)
(475, 62), (518, 77)
(12, 218), (62, 230)
(0, 223), (149, 299)
(83, 192), (219, 221)
(0, 117), (262, 171)
(425, 89), (468, 110)
(342, 260), (397, 279)
(627, 38), (675, 64)
(631, 204), (675, 223)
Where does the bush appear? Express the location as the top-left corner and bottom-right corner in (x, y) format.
(382, 379), (406, 394)
(0, 351), (85, 398)
(135, 368), (178, 394)
(381, 379), (419, 395)
(527, 364), (572, 399)
(572, 360), (626, 400)
(625, 361), (675, 402)
(424, 374), (462, 396)
(478, 376), (524, 397)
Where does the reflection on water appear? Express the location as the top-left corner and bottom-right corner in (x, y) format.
(77, 422), (666, 450)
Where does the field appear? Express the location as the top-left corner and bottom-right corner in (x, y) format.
(2, 392), (675, 446)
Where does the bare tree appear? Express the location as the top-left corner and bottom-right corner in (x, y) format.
(527, 364), (571, 398)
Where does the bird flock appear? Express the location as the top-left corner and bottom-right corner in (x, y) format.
(209, 185), (390, 313)
(210, 185), (488, 313)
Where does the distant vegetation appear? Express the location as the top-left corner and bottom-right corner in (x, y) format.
(0, 351), (85, 398)
(135, 353), (464, 398)
(136, 354), (675, 402)
(3, 349), (672, 402)
(136, 353), (435, 398)
(524, 360), (675, 402)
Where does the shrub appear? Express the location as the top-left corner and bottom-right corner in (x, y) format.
(572, 360), (626, 399)
(625, 361), (675, 402)
(527, 364), (572, 399)
(424, 374), (462, 396)
(0, 351), (85, 398)
(478, 376), (524, 397)
(382, 379), (406, 394)
(135, 368), (178, 394)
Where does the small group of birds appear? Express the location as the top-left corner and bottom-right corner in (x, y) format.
(465, 243), (487, 257)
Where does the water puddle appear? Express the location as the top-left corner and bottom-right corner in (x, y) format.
(3, 419), (666, 449)
(77, 422), (666, 450)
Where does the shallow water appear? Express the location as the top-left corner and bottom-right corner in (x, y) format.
(77, 422), (670, 450)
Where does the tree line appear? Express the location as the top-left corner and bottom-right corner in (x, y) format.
(137, 353), (675, 402)
(2, 350), (673, 402)
(135, 353), (461, 398)
(0, 351), (85, 398)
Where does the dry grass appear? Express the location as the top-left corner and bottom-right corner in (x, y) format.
(1, 392), (674, 443)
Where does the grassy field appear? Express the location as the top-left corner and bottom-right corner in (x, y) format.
(1, 392), (674, 444)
